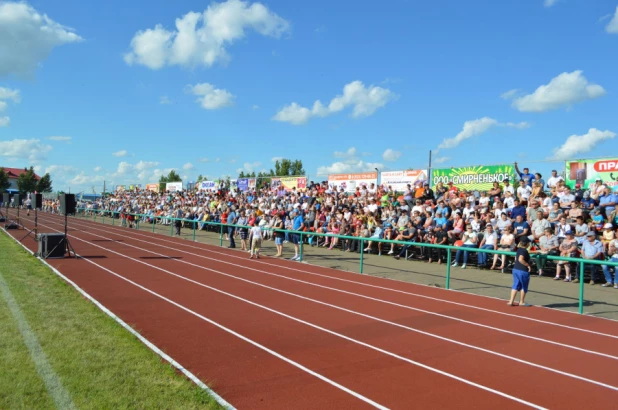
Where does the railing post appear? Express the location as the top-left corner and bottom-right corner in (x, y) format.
(219, 224), (223, 246)
(112, 213), (115, 225)
(360, 239), (364, 274)
(170, 219), (174, 236)
(152, 217), (156, 233)
(446, 246), (452, 289)
(192, 221), (196, 241)
(579, 261), (585, 314)
(299, 232), (304, 262)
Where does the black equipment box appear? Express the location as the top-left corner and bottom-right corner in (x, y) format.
(38, 233), (66, 259)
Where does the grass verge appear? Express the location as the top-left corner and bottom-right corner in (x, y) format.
(0, 231), (223, 409)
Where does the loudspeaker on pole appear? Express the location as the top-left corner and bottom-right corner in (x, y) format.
(59, 194), (76, 215)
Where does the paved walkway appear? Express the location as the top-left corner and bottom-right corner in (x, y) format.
(81, 215), (618, 321)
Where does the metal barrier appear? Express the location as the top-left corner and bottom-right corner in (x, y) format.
(75, 207), (618, 314)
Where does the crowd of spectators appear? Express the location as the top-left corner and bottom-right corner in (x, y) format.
(73, 164), (618, 287)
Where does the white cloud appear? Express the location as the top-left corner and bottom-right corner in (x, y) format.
(134, 160), (159, 172)
(186, 83), (235, 109)
(252, 104), (260, 110)
(607, 7), (618, 34)
(159, 96), (171, 104)
(198, 157), (210, 163)
(124, 0), (290, 70)
(215, 158), (221, 162)
(271, 156), (283, 162)
(334, 147), (358, 158)
(382, 149), (401, 162)
(183, 162), (194, 170)
(437, 117), (498, 150)
(0, 2), (82, 77)
(0, 138), (52, 161)
(0, 87), (21, 125)
(112, 150), (128, 157)
(500, 89), (519, 100)
(549, 128), (616, 160)
(93, 166), (102, 172)
(317, 160), (383, 176)
(432, 156), (450, 165)
(0, 87), (20, 102)
(437, 118), (528, 151)
(544, 0), (558, 8)
(236, 161), (261, 174)
(507, 71), (606, 112)
(228, 159), (237, 164)
(273, 81), (396, 125)
(48, 136), (72, 143)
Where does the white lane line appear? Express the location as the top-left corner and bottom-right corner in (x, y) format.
(52, 215), (618, 361)
(65, 213), (618, 339)
(2, 227), (236, 410)
(39, 219), (618, 392)
(0, 268), (76, 410)
(33, 219), (546, 409)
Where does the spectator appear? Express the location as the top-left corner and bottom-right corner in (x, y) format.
(451, 225), (478, 269)
(507, 237), (532, 307)
(578, 232), (604, 285)
(514, 163), (534, 187)
(601, 234), (618, 288)
(477, 224), (498, 269)
(502, 178), (515, 197)
(491, 226), (515, 271)
(512, 214), (530, 243)
(599, 186), (617, 220)
(546, 170), (564, 189)
(290, 209), (305, 261)
(248, 221), (262, 259)
(555, 231), (578, 281)
(533, 227), (559, 277)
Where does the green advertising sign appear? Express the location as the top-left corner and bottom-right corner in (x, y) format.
(431, 165), (516, 192)
(565, 157), (618, 191)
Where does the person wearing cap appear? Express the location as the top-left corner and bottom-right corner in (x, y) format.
(507, 236), (532, 306)
(555, 231), (578, 281)
(601, 230), (618, 288)
(599, 186), (617, 219)
(578, 231), (604, 284)
(601, 222), (616, 252)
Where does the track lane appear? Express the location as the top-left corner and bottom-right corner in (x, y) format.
(49, 213), (618, 355)
(66, 212), (618, 337)
(37, 213), (618, 392)
(8, 212), (542, 409)
(17, 213), (618, 408)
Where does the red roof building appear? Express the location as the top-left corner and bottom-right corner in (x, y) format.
(1, 167), (41, 190)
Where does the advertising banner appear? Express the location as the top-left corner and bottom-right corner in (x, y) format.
(271, 176), (307, 192)
(380, 170), (427, 192)
(431, 165), (515, 192)
(328, 172), (378, 193)
(165, 182), (183, 192)
(237, 178), (256, 191)
(145, 183), (159, 192)
(566, 157), (618, 190)
(199, 181), (217, 191)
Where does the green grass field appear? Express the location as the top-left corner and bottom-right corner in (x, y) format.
(0, 231), (224, 410)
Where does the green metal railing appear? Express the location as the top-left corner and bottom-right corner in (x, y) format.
(75, 207), (618, 314)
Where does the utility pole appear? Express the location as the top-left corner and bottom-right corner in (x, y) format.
(428, 150), (433, 186)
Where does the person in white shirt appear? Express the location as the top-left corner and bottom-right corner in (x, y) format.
(249, 222), (263, 259)
(546, 170), (564, 189)
(452, 225), (478, 269)
(477, 224), (498, 268)
(517, 180), (532, 203)
(502, 179), (515, 196)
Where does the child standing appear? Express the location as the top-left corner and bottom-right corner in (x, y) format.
(249, 221), (262, 259)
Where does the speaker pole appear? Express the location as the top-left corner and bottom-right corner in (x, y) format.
(18, 207), (40, 243)
(64, 212), (77, 258)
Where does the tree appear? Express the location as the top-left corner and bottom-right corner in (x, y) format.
(196, 174), (207, 183)
(238, 171), (246, 178)
(158, 169), (182, 192)
(17, 167), (37, 195)
(273, 159), (305, 176)
(36, 173), (53, 193)
(0, 168), (10, 192)
(249, 171), (256, 178)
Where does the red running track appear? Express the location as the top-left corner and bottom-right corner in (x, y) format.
(5, 210), (618, 409)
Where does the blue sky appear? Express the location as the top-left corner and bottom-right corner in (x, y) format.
(0, 0), (617, 192)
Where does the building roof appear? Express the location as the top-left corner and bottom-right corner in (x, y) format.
(1, 167), (41, 180)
